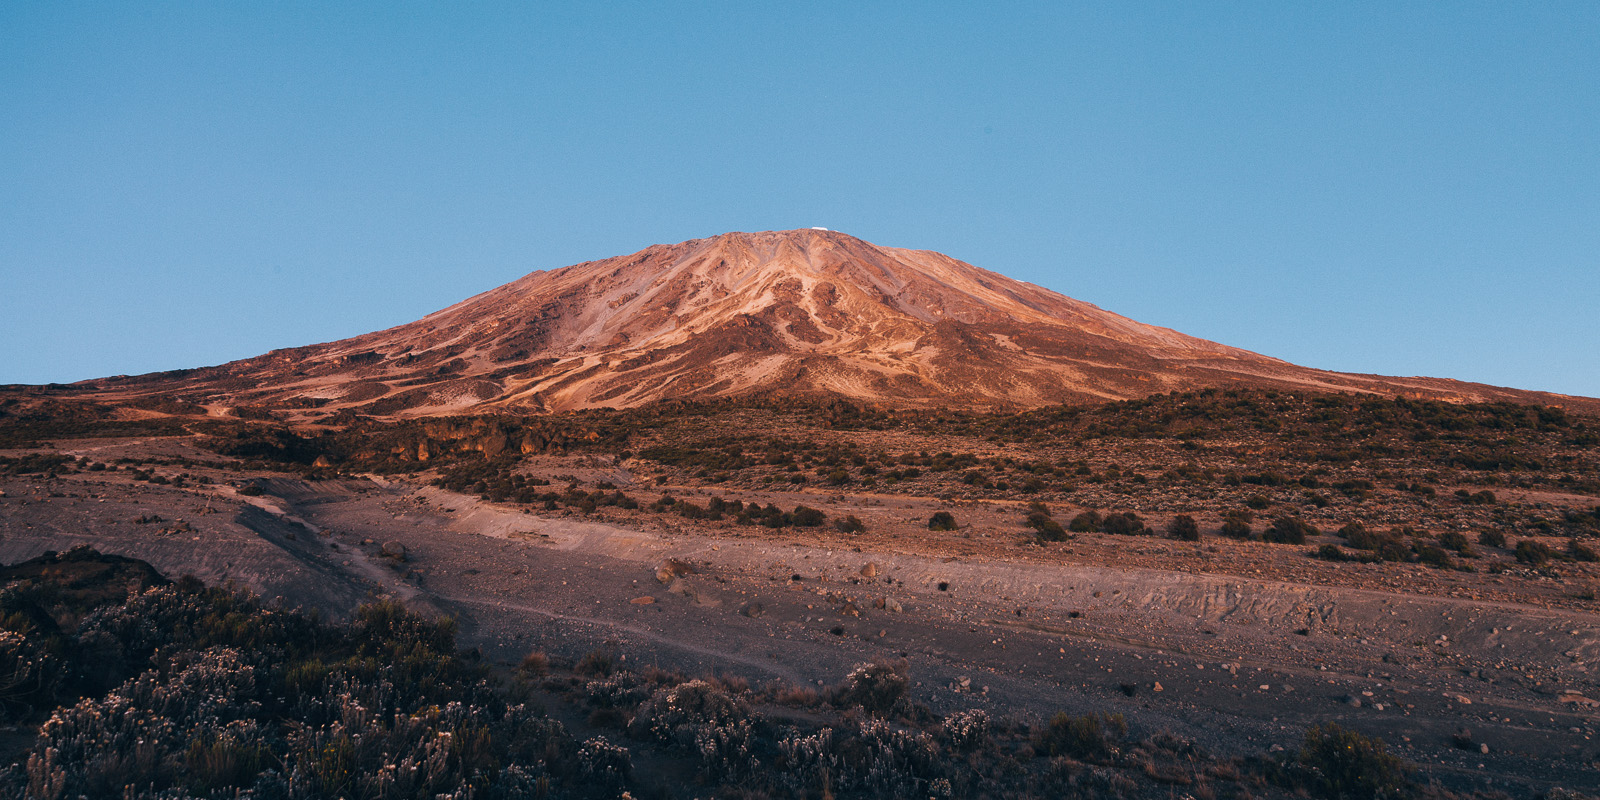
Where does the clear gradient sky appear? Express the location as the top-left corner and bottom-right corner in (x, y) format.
(3, 3), (1597, 397)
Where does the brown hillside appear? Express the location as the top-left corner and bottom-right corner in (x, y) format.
(79, 229), (1599, 417)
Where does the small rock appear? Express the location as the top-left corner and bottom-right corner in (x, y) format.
(860, 562), (878, 578)
(1343, 695), (1362, 708)
(885, 598), (903, 613)
(1558, 691), (1600, 708)
(739, 602), (765, 618)
(1479, 742), (1489, 755)
(629, 596), (655, 605)
(656, 558), (694, 584)
(1152, 682), (1164, 692)
(380, 541), (407, 560)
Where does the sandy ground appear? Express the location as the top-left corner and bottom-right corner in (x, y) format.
(1, 439), (1597, 796)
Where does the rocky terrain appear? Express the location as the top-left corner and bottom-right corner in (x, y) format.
(58, 229), (1600, 417)
(1, 390), (1597, 798)
(2, 230), (1598, 797)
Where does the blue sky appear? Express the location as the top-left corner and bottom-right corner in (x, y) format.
(3, 3), (1597, 397)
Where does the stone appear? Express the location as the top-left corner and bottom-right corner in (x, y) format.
(656, 558), (694, 584)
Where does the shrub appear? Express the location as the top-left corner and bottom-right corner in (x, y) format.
(790, 505), (826, 527)
(1438, 531), (1475, 557)
(1342, 525), (1414, 562)
(1099, 512), (1149, 536)
(575, 647), (617, 677)
(1295, 723), (1413, 799)
(941, 709), (991, 752)
(833, 515), (866, 534)
(1515, 540), (1553, 566)
(1567, 538), (1598, 563)
(928, 511), (958, 532)
(1026, 506), (1069, 541)
(1313, 544), (1351, 562)
(1220, 510), (1254, 540)
(1033, 517), (1069, 541)
(1478, 529), (1507, 548)
(1455, 489), (1497, 505)
(1416, 544), (1453, 569)
(630, 679), (743, 743)
(831, 660), (909, 716)
(1067, 510), (1102, 533)
(1038, 712), (1126, 761)
(0, 629), (62, 722)
(1263, 516), (1318, 545)
(1166, 515), (1200, 541)
(517, 650), (550, 678)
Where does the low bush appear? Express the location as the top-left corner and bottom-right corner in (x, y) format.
(1293, 723), (1414, 799)
(1263, 516), (1318, 544)
(831, 660), (910, 716)
(1166, 514), (1200, 541)
(1220, 510), (1254, 540)
(1515, 539), (1554, 566)
(1067, 510), (1102, 533)
(1037, 712), (1126, 761)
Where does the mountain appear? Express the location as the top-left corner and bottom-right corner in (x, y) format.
(83, 229), (1597, 417)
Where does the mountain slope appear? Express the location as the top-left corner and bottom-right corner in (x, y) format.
(86, 229), (1598, 416)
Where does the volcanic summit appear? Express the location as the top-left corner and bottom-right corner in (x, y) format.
(88, 229), (1594, 416)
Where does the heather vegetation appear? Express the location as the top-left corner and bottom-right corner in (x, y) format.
(0, 548), (1467, 800)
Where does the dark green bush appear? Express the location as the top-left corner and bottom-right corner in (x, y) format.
(1567, 538), (1598, 563)
(1295, 723), (1414, 799)
(1438, 531), (1475, 556)
(1515, 539), (1553, 565)
(928, 511), (958, 531)
(1067, 510), (1102, 532)
(1220, 510), (1254, 540)
(1167, 515), (1200, 541)
(1099, 511), (1149, 536)
(1342, 525), (1414, 562)
(1037, 712), (1126, 761)
(1263, 516), (1318, 545)
(1416, 544), (1453, 569)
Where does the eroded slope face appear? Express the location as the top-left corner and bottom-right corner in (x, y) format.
(88, 229), (1596, 415)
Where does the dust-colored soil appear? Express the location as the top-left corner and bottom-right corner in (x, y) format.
(2, 437), (1597, 797)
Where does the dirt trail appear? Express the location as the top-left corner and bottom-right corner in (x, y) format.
(408, 483), (1600, 683)
(4, 468), (1598, 794)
